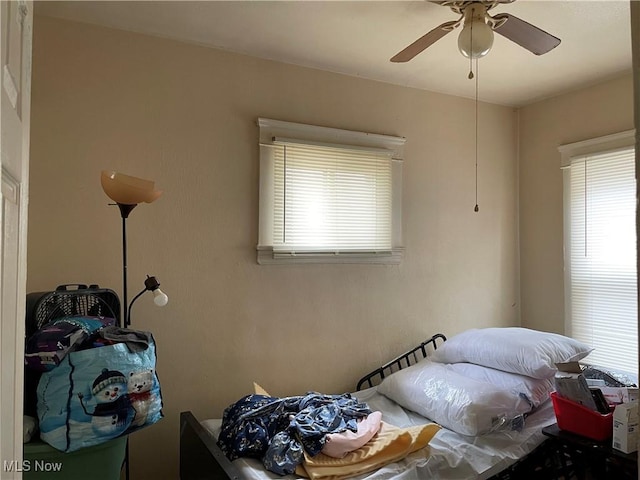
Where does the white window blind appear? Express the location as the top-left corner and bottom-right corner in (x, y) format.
(272, 141), (392, 252)
(566, 146), (637, 375)
(257, 118), (405, 265)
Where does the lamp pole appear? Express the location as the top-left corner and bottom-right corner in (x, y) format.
(102, 171), (162, 480)
(116, 203), (137, 328)
(115, 202), (137, 480)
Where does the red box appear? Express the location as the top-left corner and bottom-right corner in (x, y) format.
(551, 391), (614, 441)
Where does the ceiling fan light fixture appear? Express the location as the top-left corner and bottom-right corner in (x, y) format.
(390, 0), (561, 64)
(458, 18), (494, 59)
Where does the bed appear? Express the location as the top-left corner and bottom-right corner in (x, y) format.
(180, 331), (571, 480)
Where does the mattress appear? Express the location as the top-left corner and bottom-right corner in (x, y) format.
(201, 387), (557, 480)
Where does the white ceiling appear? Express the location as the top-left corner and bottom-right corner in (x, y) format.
(34, 0), (633, 107)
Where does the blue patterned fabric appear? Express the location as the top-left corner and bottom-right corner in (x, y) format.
(217, 392), (371, 475)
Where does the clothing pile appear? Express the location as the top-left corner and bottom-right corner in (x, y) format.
(217, 391), (440, 479)
(218, 392), (375, 475)
(25, 317), (152, 371)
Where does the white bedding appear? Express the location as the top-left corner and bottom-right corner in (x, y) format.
(201, 388), (557, 480)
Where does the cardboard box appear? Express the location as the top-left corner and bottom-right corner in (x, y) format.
(601, 386), (639, 405)
(612, 401), (638, 454)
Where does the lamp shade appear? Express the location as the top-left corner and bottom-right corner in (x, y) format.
(101, 170), (162, 205)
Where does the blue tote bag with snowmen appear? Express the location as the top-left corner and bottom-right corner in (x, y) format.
(36, 331), (163, 452)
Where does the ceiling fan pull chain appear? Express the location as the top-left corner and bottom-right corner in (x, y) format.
(468, 19), (474, 79)
(474, 57), (479, 213)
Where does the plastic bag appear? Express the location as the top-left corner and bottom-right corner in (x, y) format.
(37, 334), (163, 452)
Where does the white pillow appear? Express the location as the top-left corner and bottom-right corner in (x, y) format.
(448, 362), (553, 407)
(377, 359), (532, 436)
(430, 327), (593, 379)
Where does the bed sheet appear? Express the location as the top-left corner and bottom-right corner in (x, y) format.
(201, 388), (557, 480)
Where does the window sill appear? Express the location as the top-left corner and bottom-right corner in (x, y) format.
(256, 247), (404, 265)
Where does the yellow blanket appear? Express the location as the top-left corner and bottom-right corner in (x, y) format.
(296, 421), (441, 480)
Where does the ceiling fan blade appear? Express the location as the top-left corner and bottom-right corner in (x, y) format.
(492, 13), (560, 55)
(391, 20), (459, 63)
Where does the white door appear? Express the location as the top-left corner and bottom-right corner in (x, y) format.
(1, 1), (32, 478)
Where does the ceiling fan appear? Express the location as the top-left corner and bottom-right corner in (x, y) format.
(391, 0), (561, 62)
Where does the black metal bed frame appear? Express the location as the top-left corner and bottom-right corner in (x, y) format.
(356, 333), (447, 390)
(180, 411), (243, 480)
(179, 333), (557, 480)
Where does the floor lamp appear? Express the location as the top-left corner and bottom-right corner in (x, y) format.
(100, 170), (163, 327)
(100, 170), (165, 480)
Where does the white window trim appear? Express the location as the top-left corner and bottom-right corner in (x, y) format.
(558, 129), (635, 167)
(257, 118), (406, 265)
(559, 128), (635, 340)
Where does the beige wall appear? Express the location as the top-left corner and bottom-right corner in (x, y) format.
(28, 16), (519, 478)
(518, 74), (634, 334)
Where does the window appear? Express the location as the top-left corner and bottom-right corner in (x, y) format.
(560, 130), (637, 376)
(257, 118), (405, 264)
